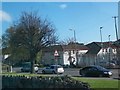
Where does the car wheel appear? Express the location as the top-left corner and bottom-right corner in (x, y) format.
(42, 70), (45, 74)
(82, 73), (86, 77)
(52, 71), (56, 74)
(81, 72), (86, 77)
(99, 74), (103, 77)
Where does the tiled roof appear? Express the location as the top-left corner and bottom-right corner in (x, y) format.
(86, 41), (118, 55)
(113, 39), (120, 47)
(62, 42), (89, 50)
(42, 45), (63, 52)
(95, 42), (117, 49)
(42, 42), (89, 52)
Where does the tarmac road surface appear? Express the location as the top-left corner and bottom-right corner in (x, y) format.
(12, 67), (119, 79)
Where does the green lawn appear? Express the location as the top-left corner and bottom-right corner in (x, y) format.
(73, 77), (120, 89)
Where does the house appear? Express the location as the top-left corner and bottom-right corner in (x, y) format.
(41, 42), (89, 66)
(62, 42), (89, 66)
(84, 41), (118, 67)
(113, 39), (120, 64)
(41, 45), (64, 65)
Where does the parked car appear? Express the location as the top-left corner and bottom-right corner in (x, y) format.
(79, 65), (112, 77)
(21, 62), (38, 72)
(99, 61), (116, 68)
(42, 65), (64, 74)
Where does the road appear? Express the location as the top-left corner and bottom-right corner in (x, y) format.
(12, 67), (119, 79)
(63, 68), (119, 79)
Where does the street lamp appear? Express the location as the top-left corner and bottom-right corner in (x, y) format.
(100, 27), (103, 45)
(108, 35), (111, 43)
(108, 35), (111, 68)
(100, 27), (104, 61)
(69, 29), (76, 43)
(69, 29), (78, 66)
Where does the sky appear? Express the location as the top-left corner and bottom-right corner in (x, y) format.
(1, 2), (118, 44)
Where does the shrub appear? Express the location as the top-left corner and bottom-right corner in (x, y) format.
(2, 75), (90, 90)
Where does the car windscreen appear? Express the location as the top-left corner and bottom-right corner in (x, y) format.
(22, 63), (31, 68)
(96, 66), (108, 71)
(57, 65), (63, 68)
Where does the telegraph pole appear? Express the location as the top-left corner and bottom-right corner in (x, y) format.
(112, 16), (118, 41)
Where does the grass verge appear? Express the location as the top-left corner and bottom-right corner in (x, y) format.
(72, 77), (120, 90)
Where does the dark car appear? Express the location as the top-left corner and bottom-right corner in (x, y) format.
(21, 62), (38, 72)
(79, 65), (112, 77)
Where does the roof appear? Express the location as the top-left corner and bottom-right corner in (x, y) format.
(86, 42), (101, 54)
(95, 42), (117, 49)
(62, 42), (89, 50)
(42, 42), (89, 52)
(113, 39), (120, 47)
(42, 45), (63, 52)
(86, 41), (118, 55)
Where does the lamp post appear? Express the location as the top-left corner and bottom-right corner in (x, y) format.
(100, 27), (104, 61)
(69, 29), (76, 43)
(108, 35), (111, 68)
(100, 27), (103, 46)
(69, 29), (78, 66)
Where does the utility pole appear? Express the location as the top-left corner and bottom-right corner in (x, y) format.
(112, 16), (118, 41)
(112, 16), (119, 68)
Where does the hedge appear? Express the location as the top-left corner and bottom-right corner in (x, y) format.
(2, 75), (90, 89)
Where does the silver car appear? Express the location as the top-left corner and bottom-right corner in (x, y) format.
(42, 65), (64, 74)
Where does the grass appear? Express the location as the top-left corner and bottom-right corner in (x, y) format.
(72, 77), (120, 89)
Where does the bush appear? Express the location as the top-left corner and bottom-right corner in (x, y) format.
(2, 75), (90, 89)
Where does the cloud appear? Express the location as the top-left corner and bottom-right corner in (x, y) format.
(59, 4), (67, 9)
(0, 10), (12, 22)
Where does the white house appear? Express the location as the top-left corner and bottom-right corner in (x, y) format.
(62, 42), (89, 66)
(41, 42), (89, 66)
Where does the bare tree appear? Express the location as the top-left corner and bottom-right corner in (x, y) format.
(2, 11), (58, 73)
(59, 38), (74, 45)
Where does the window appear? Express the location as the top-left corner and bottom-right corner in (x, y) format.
(102, 49), (104, 52)
(50, 66), (54, 69)
(114, 49), (116, 52)
(106, 49), (107, 52)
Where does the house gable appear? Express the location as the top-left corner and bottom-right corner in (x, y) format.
(86, 42), (101, 55)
